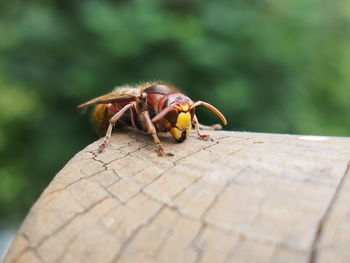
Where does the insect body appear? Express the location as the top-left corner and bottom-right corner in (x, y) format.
(78, 82), (227, 156)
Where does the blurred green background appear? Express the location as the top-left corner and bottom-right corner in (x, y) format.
(0, 0), (350, 231)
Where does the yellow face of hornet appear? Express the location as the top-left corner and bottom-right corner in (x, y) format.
(165, 104), (194, 143)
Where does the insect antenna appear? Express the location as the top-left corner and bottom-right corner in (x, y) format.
(190, 101), (227, 125)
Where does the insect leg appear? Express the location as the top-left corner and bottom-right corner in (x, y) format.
(107, 103), (119, 114)
(198, 123), (222, 130)
(98, 103), (133, 153)
(143, 111), (173, 157)
(129, 106), (137, 128)
(193, 115), (211, 141)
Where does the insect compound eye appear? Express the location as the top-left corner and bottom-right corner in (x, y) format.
(166, 110), (178, 127)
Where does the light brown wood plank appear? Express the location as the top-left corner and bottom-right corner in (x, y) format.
(3, 131), (350, 263)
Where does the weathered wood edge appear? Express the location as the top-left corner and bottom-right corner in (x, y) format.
(3, 130), (350, 263)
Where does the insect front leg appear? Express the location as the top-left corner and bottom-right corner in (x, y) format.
(198, 123), (222, 130)
(193, 115), (211, 141)
(98, 103), (133, 153)
(142, 111), (173, 157)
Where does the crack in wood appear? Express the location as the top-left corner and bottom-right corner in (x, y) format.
(5, 131), (350, 263)
(308, 161), (350, 263)
(33, 196), (110, 252)
(9, 233), (44, 263)
(203, 220), (309, 254)
(223, 234), (245, 263)
(190, 182), (231, 263)
(109, 206), (166, 263)
(45, 167), (110, 198)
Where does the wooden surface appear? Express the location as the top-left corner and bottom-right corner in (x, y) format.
(3, 130), (350, 263)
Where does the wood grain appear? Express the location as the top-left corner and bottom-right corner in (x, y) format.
(3, 130), (350, 263)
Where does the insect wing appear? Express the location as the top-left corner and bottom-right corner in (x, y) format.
(78, 93), (137, 109)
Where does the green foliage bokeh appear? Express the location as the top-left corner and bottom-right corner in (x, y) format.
(0, 0), (350, 225)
